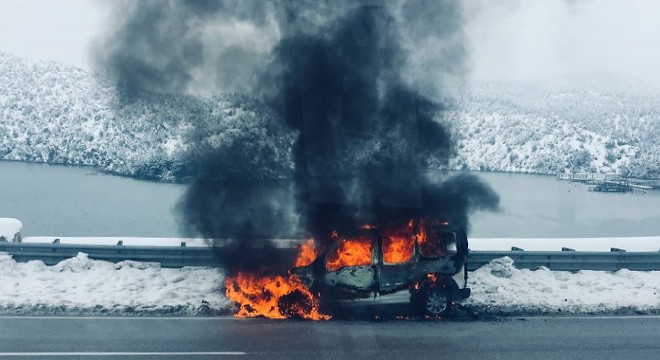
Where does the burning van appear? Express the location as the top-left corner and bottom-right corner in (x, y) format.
(291, 220), (470, 317)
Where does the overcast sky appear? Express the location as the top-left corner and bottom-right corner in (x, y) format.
(465, 0), (660, 86)
(0, 0), (103, 68)
(1, 0), (660, 87)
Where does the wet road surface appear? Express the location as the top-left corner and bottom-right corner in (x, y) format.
(0, 315), (659, 359)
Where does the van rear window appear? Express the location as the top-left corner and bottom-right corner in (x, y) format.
(419, 230), (457, 258)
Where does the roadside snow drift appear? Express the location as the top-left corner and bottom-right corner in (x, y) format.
(0, 252), (657, 316)
(466, 257), (660, 315)
(0, 252), (230, 315)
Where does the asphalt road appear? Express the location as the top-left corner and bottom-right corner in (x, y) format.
(0, 315), (659, 359)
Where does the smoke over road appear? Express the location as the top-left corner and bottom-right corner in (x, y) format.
(94, 0), (499, 275)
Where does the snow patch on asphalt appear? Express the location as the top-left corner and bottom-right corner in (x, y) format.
(466, 257), (660, 315)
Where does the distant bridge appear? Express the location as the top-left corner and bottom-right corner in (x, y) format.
(556, 172), (621, 183)
(557, 172), (660, 190)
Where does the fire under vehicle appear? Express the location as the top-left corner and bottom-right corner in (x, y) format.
(292, 221), (470, 317)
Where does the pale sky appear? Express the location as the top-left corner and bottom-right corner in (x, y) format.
(465, 0), (660, 86)
(2, 0), (660, 87)
(0, 0), (103, 68)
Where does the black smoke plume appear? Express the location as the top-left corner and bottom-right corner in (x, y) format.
(94, 0), (499, 275)
(92, 0), (279, 96)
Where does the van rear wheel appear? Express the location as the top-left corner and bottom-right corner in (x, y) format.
(413, 286), (451, 317)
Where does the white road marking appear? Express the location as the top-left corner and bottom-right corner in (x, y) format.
(0, 352), (245, 357)
(520, 315), (660, 320)
(0, 316), (239, 321)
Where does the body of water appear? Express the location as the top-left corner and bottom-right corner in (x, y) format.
(470, 172), (660, 238)
(2, 161), (660, 238)
(0, 161), (184, 237)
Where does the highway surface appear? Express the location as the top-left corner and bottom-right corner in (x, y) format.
(0, 315), (659, 359)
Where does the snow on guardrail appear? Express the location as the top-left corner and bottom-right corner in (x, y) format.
(21, 237), (303, 248)
(20, 236), (660, 252)
(3, 236), (659, 271)
(469, 237), (660, 252)
(23, 236), (209, 247)
(0, 218), (22, 242)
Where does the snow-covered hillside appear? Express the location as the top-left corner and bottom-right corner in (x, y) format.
(449, 76), (660, 178)
(0, 51), (294, 182)
(2, 51), (660, 181)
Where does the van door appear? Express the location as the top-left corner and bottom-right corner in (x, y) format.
(378, 230), (416, 294)
(322, 235), (376, 299)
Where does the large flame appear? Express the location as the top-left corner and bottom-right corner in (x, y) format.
(325, 235), (372, 271)
(224, 272), (330, 320)
(382, 220), (415, 264)
(294, 239), (317, 267)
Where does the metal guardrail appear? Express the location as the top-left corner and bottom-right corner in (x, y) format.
(1, 242), (659, 271)
(467, 250), (660, 271)
(0, 242), (220, 268)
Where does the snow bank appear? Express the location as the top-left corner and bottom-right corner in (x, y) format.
(466, 257), (660, 315)
(0, 252), (231, 315)
(0, 251), (657, 316)
(0, 218), (21, 242)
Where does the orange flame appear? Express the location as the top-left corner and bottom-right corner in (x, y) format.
(415, 218), (427, 244)
(294, 239), (317, 267)
(382, 221), (415, 264)
(326, 236), (372, 271)
(224, 272), (330, 320)
(413, 273), (439, 290)
(417, 218), (451, 257)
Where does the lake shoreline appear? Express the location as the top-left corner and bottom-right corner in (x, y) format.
(3, 161), (660, 239)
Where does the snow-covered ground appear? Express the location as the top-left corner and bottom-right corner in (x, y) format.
(2, 220), (658, 316)
(466, 257), (659, 316)
(0, 251), (657, 317)
(0, 252), (230, 316)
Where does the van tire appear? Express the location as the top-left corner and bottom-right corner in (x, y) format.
(413, 285), (451, 317)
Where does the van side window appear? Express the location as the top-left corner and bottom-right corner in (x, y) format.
(326, 236), (373, 271)
(382, 231), (415, 264)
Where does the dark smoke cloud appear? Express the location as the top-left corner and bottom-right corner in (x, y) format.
(94, 0), (499, 274)
(93, 0), (279, 95)
(263, 6), (459, 238)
